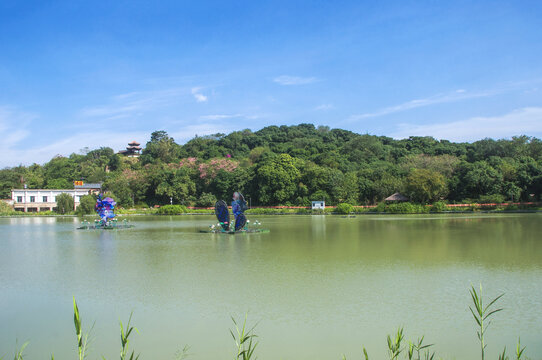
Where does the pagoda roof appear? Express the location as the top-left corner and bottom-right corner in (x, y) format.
(385, 192), (409, 201)
(384, 193), (408, 201)
(128, 141), (140, 145)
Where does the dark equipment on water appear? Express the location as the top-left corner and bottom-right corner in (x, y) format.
(215, 200), (230, 231)
(234, 212), (247, 231)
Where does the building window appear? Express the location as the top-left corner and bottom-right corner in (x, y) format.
(43, 196), (48, 202)
(30, 196), (35, 203)
(17, 196), (23, 202)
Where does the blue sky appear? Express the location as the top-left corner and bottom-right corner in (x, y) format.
(1, 0), (542, 166)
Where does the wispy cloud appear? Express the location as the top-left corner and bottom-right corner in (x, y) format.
(80, 88), (187, 119)
(191, 87), (208, 102)
(170, 123), (236, 142)
(199, 113), (264, 120)
(315, 103), (334, 111)
(390, 107), (542, 142)
(347, 79), (542, 122)
(273, 75), (319, 86)
(0, 106), (34, 150)
(347, 89), (492, 121)
(200, 114), (242, 120)
(1, 124), (148, 168)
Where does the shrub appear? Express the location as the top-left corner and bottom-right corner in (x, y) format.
(431, 201), (448, 213)
(353, 206), (370, 214)
(0, 201), (16, 215)
(196, 192), (217, 207)
(385, 202), (428, 214)
(56, 193), (75, 214)
(336, 203), (354, 214)
(156, 204), (187, 215)
(478, 194), (505, 204)
(76, 195), (96, 215)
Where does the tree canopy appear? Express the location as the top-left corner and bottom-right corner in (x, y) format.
(1, 125), (541, 206)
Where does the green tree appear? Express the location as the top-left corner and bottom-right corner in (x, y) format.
(56, 193), (75, 214)
(338, 172), (359, 204)
(336, 203), (354, 214)
(106, 176), (134, 208)
(141, 131), (180, 164)
(196, 192), (217, 207)
(0, 201), (15, 214)
(46, 178), (73, 189)
(44, 156), (79, 187)
(148, 165), (197, 205)
(254, 154), (300, 205)
(405, 169), (448, 203)
(463, 161), (503, 199)
(76, 194), (96, 215)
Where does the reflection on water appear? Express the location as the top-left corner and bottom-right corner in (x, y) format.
(0, 214), (541, 359)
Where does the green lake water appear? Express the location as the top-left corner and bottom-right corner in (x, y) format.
(1, 214), (541, 359)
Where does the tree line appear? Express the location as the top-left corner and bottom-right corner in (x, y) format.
(1, 124), (541, 207)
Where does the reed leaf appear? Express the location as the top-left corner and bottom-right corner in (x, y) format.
(468, 284), (504, 360)
(12, 341), (28, 360)
(230, 314), (258, 360)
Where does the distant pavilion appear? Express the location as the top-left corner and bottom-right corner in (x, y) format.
(119, 141), (142, 157)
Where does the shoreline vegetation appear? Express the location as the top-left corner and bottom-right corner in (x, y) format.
(1, 125), (541, 213)
(1, 202), (541, 217)
(1, 285), (531, 360)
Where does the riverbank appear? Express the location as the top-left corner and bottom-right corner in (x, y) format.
(1, 203), (541, 217)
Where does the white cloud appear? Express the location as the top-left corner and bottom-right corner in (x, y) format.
(347, 89), (493, 121)
(273, 75), (319, 86)
(315, 103), (334, 111)
(170, 123), (236, 143)
(390, 107), (542, 142)
(191, 87), (208, 102)
(80, 88), (187, 119)
(199, 113), (264, 121)
(0, 127), (149, 168)
(200, 114), (242, 120)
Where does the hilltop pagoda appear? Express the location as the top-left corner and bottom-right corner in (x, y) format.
(119, 141), (142, 157)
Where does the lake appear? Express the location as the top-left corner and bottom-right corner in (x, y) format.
(1, 214), (541, 359)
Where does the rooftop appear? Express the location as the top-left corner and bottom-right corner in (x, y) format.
(385, 192), (409, 202)
(74, 183), (102, 189)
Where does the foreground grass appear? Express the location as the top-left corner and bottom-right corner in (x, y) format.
(1, 285), (534, 360)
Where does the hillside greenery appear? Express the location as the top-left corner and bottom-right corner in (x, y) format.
(1, 124), (541, 207)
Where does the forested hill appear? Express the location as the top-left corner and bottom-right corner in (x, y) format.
(2, 124), (541, 206)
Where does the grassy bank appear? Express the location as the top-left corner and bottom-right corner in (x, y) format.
(2, 203), (540, 217)
(1, 285), (532, 360)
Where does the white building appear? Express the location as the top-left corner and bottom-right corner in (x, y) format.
(11, 183), (101, 212)
(311, 200), (325, 210)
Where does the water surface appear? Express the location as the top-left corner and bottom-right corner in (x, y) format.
(1, 214), (541, 359)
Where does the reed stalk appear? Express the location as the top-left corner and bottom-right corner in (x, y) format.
(230, 314), (258, 360)
(386, 327), (404, 360)
(469, 284), (504, 360)
(119, 312), (139, 360)
(12, 342), (28, 360)
(73, 298), (93, 360)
